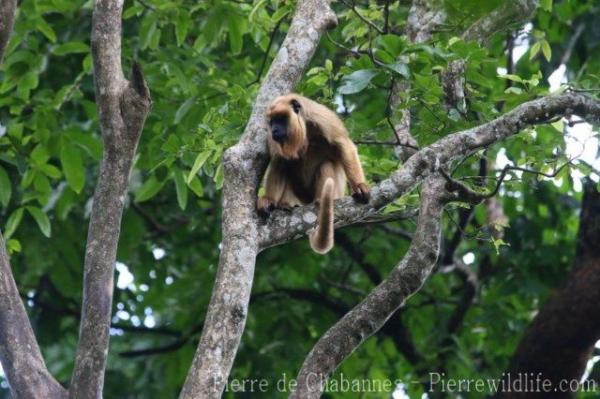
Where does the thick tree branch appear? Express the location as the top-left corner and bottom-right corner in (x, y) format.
(291, 176), (450, 398)
(69, 1), (151, 398)
(406, 0), (445, 43)
(0, 0), (16, 62)
(259, 92), (600, 248)
(178, 2), (337, 398)
(0, 233), (67, 398)
(462, 0), (539, 43)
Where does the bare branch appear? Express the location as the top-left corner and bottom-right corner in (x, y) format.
(406, 0), (445, 43)
(291, 177), (450, 398)
(0, 0), (16, 62)
(69, 1), (152, 397)
(259, 92), (600, 248)
(178, 1), (337, 398)
(0, 233), (67, 398)
(440, 158), (576, 204)
(462, 0), (539, 43)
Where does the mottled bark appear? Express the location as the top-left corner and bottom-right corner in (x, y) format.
(69, 1), (151, 398)
(497, 180), (600, 399)
(260, 92), (600, 247)
(178, 1), (337, 398)
(0, 233), (67, 398)
(0, 0), (16, 62)
(463, 0), (539, 43)
(290, 177), (450, 398)
(406, 0), (445, 43)
(442, 59), (466, 111)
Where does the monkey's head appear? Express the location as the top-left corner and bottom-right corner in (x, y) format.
(266, 94), (308, 160)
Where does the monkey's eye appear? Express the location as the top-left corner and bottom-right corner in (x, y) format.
(290, 99), (301, 114)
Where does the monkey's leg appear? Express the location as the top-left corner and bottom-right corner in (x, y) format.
(337, 138), (370, 203)
(258, 162), (286, 217)
(309, 162), (338, 254)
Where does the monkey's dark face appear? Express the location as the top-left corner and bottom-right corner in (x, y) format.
(269, 115), (288, 143)
(266, 95), (307, 159)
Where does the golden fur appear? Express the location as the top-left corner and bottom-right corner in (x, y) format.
(258, 94), (370, 254)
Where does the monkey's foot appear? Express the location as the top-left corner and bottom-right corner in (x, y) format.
(257, 196), (276, 217)
(352, 183), (370, 204)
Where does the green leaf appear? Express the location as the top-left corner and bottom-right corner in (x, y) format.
(123, 3), (144, 19)
(173, 169), (188, 210)
(385, 62), (410, 78)
(492, 237), (509, 255)
(61, 145), (85, 193)
(7, 239), (21, 253)
(499, 74), (524, 83)
(4, 208), (23, 239)
(228, 15), (245, 54)
(135, 175), (166, 203)
(214, 163), (224, 189)
(26, 206), (51, 237)
(174, 97), (196, 124)
(53, 42), (90, 56)
(187, 150), (212, 183)
(140, 15), (158, 50)
(541, 40), (552, 62)
(338, 70), (378, 95)
(541, 0), (552, 11)
(187, 176), (204, 198)
(529, 42), (541, 60)
(175, 13), (190, 47)
(0, 166), (12, 207)
(35, 18), (57, 43)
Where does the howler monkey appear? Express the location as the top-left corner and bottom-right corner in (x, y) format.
(258, 94), (370, 254)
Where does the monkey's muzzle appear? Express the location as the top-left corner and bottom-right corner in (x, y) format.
(270, 117), (288, 143)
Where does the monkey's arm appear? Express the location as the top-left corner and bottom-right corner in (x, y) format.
(258, 160), (286, 216)
(336, 138), (370, 203)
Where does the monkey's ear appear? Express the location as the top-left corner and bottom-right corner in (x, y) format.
(291, 99), (301, 114)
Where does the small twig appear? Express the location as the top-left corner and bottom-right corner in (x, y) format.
(248, 18), (285, 86)
(326, 33), (363, 57)
(559, 23), (585, 66)
(339, 0), (385, 34)
(441, 159), (577, 204)
(355, 139), (416, 148)
(136, 0), (155, 11)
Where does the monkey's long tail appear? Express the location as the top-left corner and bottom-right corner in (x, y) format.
(309, 178), (334, 254)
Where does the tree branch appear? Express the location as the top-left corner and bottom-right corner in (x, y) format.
(178, 1), (337, 398)
(0, 0), (16, 62)
(291, 176), (450, 398)
(258, 92), (600, 248)
(0, 233), (67, 398)
(69, 1), (152, 397)
(462, 0), (539, 43)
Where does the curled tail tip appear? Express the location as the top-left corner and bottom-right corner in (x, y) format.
(309, 234), (334, 254)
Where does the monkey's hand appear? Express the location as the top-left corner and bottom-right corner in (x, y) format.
(257, 196), (276, 217)
(351, 182), (370, 204)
